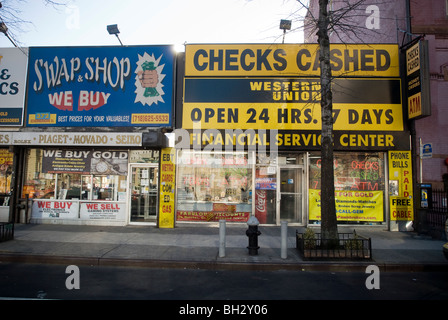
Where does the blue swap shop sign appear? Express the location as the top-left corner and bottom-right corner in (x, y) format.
(26, 46), (174, 127)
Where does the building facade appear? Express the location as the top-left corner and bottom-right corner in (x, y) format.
(306, 0), (448, 216)
(409, 0), (448, 189)
(174, 43), (412, 229)
(305, 0), (408, 44)
(0, 42), (414, 229)
(0, 45), (177, 227)
(1, 1), (432, 230)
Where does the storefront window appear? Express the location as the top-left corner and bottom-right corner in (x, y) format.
(56, 173), (81, 199)
(129, 150), (160, 163)
(0, 149), (13, 208)
(92, 175), (127, 201)
(309, 152), (385, 224)
(176, 150), (252, 222)
(22, 149), (127, 201)
(278, 153), (305, 165)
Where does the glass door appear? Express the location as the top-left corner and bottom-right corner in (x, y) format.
(277, 166), (304, 224)
(129, 165), (159, 223)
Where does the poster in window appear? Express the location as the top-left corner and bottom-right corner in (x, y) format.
(41, 149), (128, 175)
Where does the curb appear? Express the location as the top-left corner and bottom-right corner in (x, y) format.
(1, 252), (447, 272)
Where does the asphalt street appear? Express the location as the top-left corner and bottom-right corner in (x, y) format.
(0, 262), (447, 301)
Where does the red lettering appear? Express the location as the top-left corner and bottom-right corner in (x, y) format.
(351, 160), (379, 170)
(37, 201), (49, 208)
(78, 91), (110, 111)
(392, 210), (412, 218)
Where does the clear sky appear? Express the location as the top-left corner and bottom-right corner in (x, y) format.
(0, 0), (306, 48)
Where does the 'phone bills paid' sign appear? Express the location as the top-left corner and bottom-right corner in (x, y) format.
(26, 46), (174, 127)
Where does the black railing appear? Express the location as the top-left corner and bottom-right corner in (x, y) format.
(430, 188), (448, 212)
(425, 188), (448, 240)
(296, 231), (372, 260)
(0, 222), (14, 242)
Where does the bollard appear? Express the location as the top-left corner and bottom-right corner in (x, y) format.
(281, 220), (288, 259)
(219, 220), (226, 258)
(17, 201), (26, 224)
(445, 218), (448, 241)
(246, 216), (261, 255)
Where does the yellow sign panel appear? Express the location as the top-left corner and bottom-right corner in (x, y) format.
(158, 148), (176, 228)
(186, 44), (400, 77)
(186, 130), (400, 149)
(408, 92), (422, 119)
(131, 113), (170, 124)
(182, 103), (403, 131)
(309, 189), (384, 222)
(406, 42), (420, 76)
(28, 113), (57, 125)
(388, 151), (414, 221)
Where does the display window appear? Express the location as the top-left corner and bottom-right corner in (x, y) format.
(309, 152), (386, 224)
(22, 149), (128, 201)
(0, 149), (13, 221)
(0, 149), (13, 200)
(22, 148), (130, 223)
(176, 150), (253, 222)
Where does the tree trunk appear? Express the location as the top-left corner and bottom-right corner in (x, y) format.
(317, 0), (338, 244)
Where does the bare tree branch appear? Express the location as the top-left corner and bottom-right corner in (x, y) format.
(0, 0), (69, 46)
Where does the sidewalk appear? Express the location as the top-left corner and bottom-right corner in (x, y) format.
(0, 223), (447, 272)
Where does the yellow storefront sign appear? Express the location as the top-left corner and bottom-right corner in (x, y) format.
(182, 43), (407, 151)
(388, 151), (414, 221)
(182, 103), (403, 131)
(185, 130), (402, 149)
(158, 148), (176, 228)
(186, 44), (399, 77)
(309, 189), (384, 222)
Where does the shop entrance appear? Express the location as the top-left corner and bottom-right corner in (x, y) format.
(129, 164), (159, 224)
(277, 166), (304, 225)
